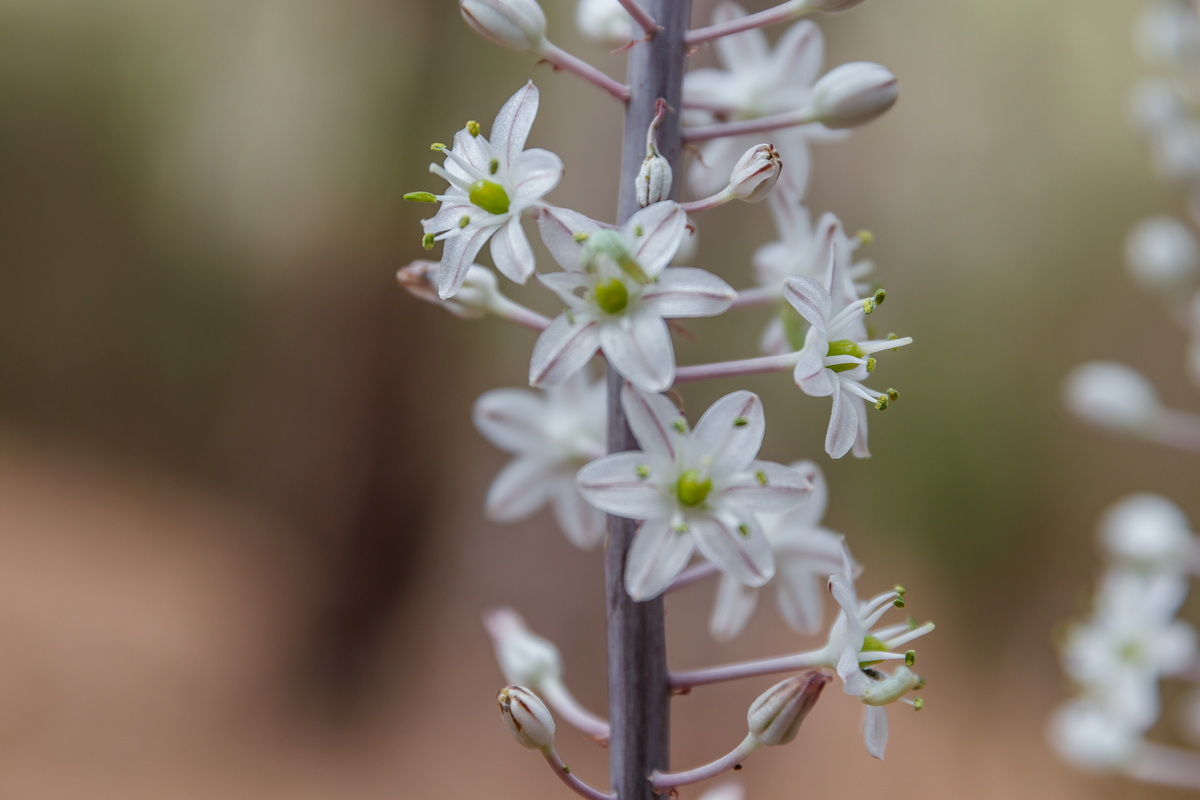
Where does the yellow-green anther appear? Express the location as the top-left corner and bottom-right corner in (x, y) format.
(894, 585), (906, 596)
(674, 522), (689, 533)
(672, 419), (687, 433)
(866, 357), (877, 373)
(635, 464), (650, 479)
(467, 120), (480, 137)
(862, 298), (876, 315)
(875, 395), (889, 411)
(887, 388), (900, 402)
(594, 278), (629, 314)
(755, 470), (768, 485)
(905, 650), (916, 667)
(676, 469), (712, 508)
(887, 332), (899, 340)
(827, 339), (864, 372)
(489, 158), (500, 175)
(733, 416), (749, 427)
(565, 309), (576, 325)
(891, 594), (905, 608)
(431, 142), (446, 151)
(573, 232), (589, 243)
(404, 191), (438, 203)
(856, 229), (875, 246)
(913, 698), (924, 711)
(422, 233), (435, 250)
(458, 215), (471, 229)
(468, 180), (510, 215)
(873, 288), (887, 305)
(906, 616), (918, 628)
(738, 523), (750, 538)
(634, 224), (644, 237)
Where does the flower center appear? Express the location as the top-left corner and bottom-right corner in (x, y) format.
(468, 180), (510, 215)
(594, 278), (629, 314)
(860, 633), (888, 667)
(826, 338), (864, 373)
(676, 469), (712, 508)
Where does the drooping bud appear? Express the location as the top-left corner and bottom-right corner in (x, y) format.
(460, 0), (548, 53)
(498, 685), (556, 750)
(397, 260), (502, 319)
(484, 607), (564, 688)
(1126, 215), (1199, 294)
(808, 62), (898, 130)
(747, 671), (830, 746)
(1062, 361), (1161, 434)
(728, 144), (782, 203)
(638, 99), (673, 207)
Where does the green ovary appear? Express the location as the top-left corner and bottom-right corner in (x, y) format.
(594, 278), (629, 314)
(826, 339), (864, 373)
(468, 180), (510, 215)
(860, 634), (888, 667)
(676, 470), (712, 508)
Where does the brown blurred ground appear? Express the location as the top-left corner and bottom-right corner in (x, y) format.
(0, 0), (1186, 798)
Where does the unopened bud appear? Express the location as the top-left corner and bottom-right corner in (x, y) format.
(808, 62), (898, 130)
(1126, 215), (1199, 294)
(460, 0), (548, 52)
(483, 607), (564, 688)
(728, 144), (782, 203)
(398, 260), (501, 319)
(747, 671), (829, 746)
(638, 152), (673, 207)
(860, 666), (920, 707)
(498, 685), (556, 750)
(1063, 361), (1161, 434)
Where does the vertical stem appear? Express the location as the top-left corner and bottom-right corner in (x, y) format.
(606, 2), (691, 799)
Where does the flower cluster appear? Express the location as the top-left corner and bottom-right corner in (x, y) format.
(401, 0), (931, 794)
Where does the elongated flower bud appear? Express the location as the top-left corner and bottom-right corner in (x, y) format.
(460, 0), (547, 53)
(638, 152), (673, 207)
(498, 685), (556, 750)
(1063, 362), (1161, 434)
(747, 671), (829, 746)
(728, 144), (782, 203)
(484, 607), (564, 688)
(398, 260), (502, 319)
(808, 62), (898, 130)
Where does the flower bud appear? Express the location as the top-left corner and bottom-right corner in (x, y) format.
(397, 260), (501, 319)
(728, 144), (782, 203)
(1126, 215), (1199, 294)
(747, 671), (829, 746)
(460, 0), (547, 53)
(1098, 493), (1194, 570)
(576, 0), (634, 45)
(498, 685), (556, 750)
(483, 607), (564, 688)
(808, 62), (898, 130)
(638, 152), (673, 207)
(1062, 362), (1161, 434)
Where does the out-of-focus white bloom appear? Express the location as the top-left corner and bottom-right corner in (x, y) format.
(498, 685), (556, 750)
(710, 461), (849, 641)
(474, 372), (607, 549)
(484, 607), (564, 688)
(1063, 362), (1161, 434)
(728, 143), (782, 202)
(806, 62), (898, 130)
(576, 0), (634, 45)
(1135, 0), (1200, 65)
(1126, 215), (1200, 293)
(460, 0), (548, 52)
(398, 260), (503, 319)
(1049, 699), (1145, 771)
(1129, 78), (1188, 136)
(1098, 493), (1195, 573)
(411, 82), (563, 298)
(746, 671), (829, 746)
(576, 385), (813, 600)
(696, 784), (745, 800)
(531, 202), (735, 392)
(1150, 119), (1200, 184)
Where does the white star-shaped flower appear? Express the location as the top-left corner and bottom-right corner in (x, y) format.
(530, 202), (735, 393)
(474, 371), (607, 549)
(415, 81), (563, 298)
(576, 384), (813, 600)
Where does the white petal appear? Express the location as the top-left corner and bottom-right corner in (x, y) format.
(779, 460), (827, 525)
(625, 201), (686, 277)
(825, 380), (860, 459)
(625, 519), (696, 600)
(491, 217), (536, 284)
(538, 270), (591, 300)
(599, 308), (675, 392)
(438, 225), (495, 298)
(690, 514), (775, 587)
(473, 388), (547, 453)
(690, 390), (764, 475)
(485, 457), (557, 521)
(538, 206), (599, 271)
(530, 312), (601, 387)
(551, 478), (607, 550)
(491, 81), (539, 165)
(850, 397), (871, 458)
(782, 275), (830, 328)
(620, 383), (688, 463)
(710, 575), (760, 642)
(794, 337), (834, 396)
(770, 20), (822, 92)
(576, 452), (674, 520)
(688, 136), (746, 196)
(721, 460), (812, 514)
(423, 201), (475, 234)
(713, 2), (768, 67)
(642, 268), (736, 318)
(773, 560), (824, 634)
(863, 705), (889, 760)
(510, 148), (564, 205)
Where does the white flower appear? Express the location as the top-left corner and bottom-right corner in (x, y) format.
(576, 385), (814, 600)
(1062, 361), (1161, 434)
(1098, 493), (1196, 573)
(683, 3), (843, 196)
(413, 82), (563, 298)
(1126, 215), (1200, 294)
(1048, 699), (1145, 772)
(806, 62), (898, 130)
(784, 228), (912, 458)
(484, 607), (564, 688)
(530, 202), (735, 393)
(474, 371), (607, 549)
(710, 461), (850, 641)
(576, 0), (634, 44)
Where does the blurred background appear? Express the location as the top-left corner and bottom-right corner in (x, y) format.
(0, 0), (1188, 797)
